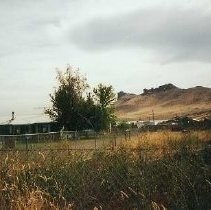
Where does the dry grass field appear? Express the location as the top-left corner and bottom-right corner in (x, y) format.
(0, 130), (210, 209)
(122, 130), (211, 147)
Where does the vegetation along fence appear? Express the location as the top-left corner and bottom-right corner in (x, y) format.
(0, 130), (133, 151)
(0, 130), (210, 209)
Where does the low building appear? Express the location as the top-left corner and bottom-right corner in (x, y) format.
(136, 120), (155, 128)
(0, 112), (58, 135)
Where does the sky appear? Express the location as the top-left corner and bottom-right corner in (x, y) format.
(0, 0), (211, 117)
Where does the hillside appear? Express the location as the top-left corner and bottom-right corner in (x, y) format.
(115, 84), (211, 120)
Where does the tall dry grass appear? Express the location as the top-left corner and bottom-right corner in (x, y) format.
(0, 130), (210, 209)
(122, 130), (210, 148)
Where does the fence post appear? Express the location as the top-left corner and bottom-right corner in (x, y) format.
(124, 129), (131, 141)
(113, 133), (117, 147)
(95, 135), (97, 149)
(25, 135), (29, 150)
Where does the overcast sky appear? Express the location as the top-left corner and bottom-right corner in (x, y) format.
(0, 0), (211, 117)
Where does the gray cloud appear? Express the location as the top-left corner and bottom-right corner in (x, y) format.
(1, 0), (211, 117)
(70, 6), (211, 62)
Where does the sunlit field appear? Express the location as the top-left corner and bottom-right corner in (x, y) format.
(0, 130), (210, 209)
(122, 130), (210, 147)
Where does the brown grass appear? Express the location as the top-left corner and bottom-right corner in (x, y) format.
(0, 130), (210, 209)
(121, 130), (211, 148)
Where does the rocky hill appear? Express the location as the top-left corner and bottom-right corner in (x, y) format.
(115, 84), (211, 120)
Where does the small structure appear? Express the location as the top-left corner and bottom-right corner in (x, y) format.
(0, 112), (58, 135)
(136, 120), (155, 128)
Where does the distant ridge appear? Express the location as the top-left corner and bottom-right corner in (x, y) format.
(117, 91), (136, 99)
(141, 83), (178, 95)
(115, 84), (211, 120)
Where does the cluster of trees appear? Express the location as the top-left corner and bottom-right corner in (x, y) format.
(45, 66), (116, 131)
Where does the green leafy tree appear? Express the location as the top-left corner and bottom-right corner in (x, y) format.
(93, 84), (116, 108)
(93, 84), (116, 130)
(45, 65), (88, 130)
(46, 66), (116, 131)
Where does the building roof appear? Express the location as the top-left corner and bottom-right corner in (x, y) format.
(0, 114), (53, 125)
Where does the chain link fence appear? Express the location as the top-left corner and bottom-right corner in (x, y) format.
(0, 138), (210, 209)
(0, 129), (135, 151)
(0, 130), (210, 209)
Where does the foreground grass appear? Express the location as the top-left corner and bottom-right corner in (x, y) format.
(0, 131), (210, 209)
